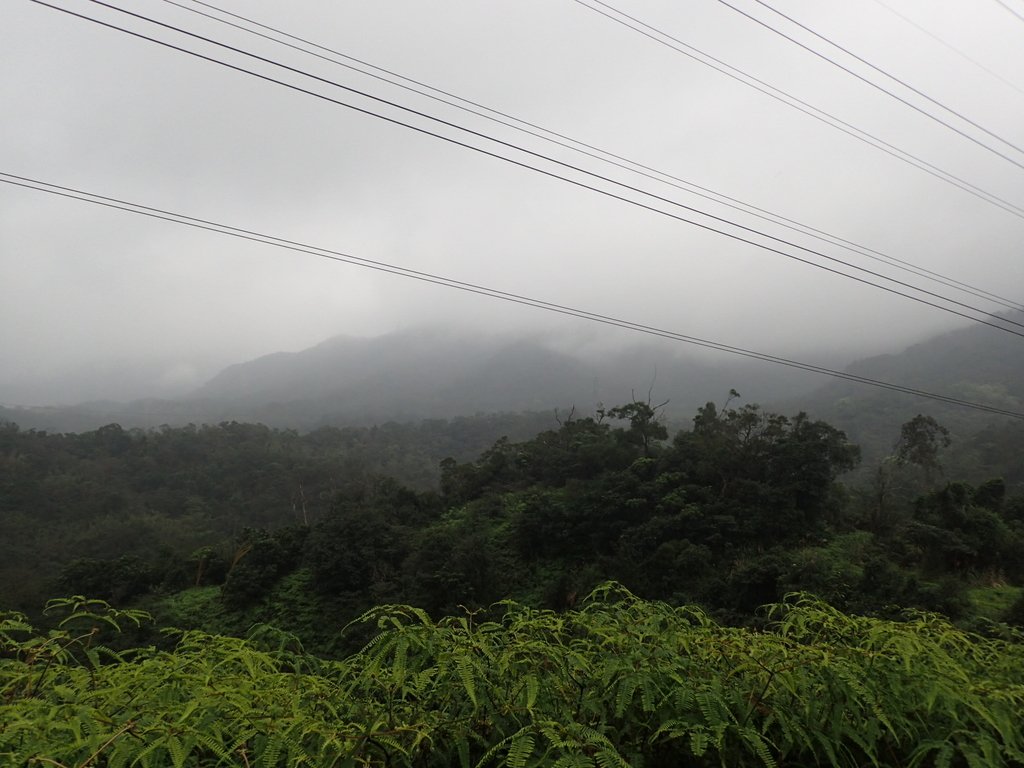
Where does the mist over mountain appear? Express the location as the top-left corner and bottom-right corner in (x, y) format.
(786, 310), (1024, 476)
(1, 327), (824, 432)
(2, 315), (1020, 441)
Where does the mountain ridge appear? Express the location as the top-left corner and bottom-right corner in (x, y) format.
(3, 314), (1021, 437)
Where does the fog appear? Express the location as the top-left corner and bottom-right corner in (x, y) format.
(2, 0), (1022, 406)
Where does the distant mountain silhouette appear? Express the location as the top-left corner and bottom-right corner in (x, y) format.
(187, 328), (827, 425)
(1, 328), (821, 432)
(4, 318), (1021, 490)
(10, 314), (1020, 437)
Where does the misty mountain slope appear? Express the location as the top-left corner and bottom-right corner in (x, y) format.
(790, 310), (1024, 475)
(0, 328), (828, 433)
(193, 331), (484, 403)
(187, 328), (825, 425)
(430, 341), (595, 414)
(191, 331), (591, 421)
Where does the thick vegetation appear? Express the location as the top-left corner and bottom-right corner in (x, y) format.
(4, 399), (1024, 644)
(4, 588), (1023, 768)
(4, 396), (1024, 763)
(0, 413), (552, 610)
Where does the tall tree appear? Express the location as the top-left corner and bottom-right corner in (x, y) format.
(895, 414), (952, 481)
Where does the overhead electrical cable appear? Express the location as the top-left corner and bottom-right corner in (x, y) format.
(741, 0), (1024, 160)
(716, 0), (1024, 173)
(4, 171), (1022, 421)
(81, 0), (1024, 246)
(868, 0), (1024, 99)
(157, 0), (1024, 315)
(572, 0), (1024, 221)
(992, 0), (1024, 23)
(35, 0), (1024, 338)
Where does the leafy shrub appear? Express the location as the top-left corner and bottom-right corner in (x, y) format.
(3, 587), (1023, 767)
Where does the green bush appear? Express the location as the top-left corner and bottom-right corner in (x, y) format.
(3, 587), (1023, 767)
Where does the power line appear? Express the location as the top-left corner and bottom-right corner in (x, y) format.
(868, 0), (1024, 99)
(754, 0), (1024, 152)
(992, 0), (1024, 23)
(31, 0), (1024, 338)
(572, 0), (1024, 221)
(717, 0), (1024, 170)
(158, 0), (1024, 316)
(4, 171), (1022, 421)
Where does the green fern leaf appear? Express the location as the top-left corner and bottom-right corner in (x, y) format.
(615, 676), (637, 717)
(258, 733), (283, 768)
(689, 729), (708, 757)
(392, 636), (409, 686)
(456, 653), (477, 707)
(506, 732), (534, 768)
(524, 673), (539, 712)
(551, 755), (595, 768)
(166, 735), (187, 768)
(594, 747), (631, 768)
(743, 729), (778, 768)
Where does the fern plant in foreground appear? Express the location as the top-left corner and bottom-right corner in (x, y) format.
(2, 588), (1022, 767)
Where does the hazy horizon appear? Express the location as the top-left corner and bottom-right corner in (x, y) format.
(0, 317), (971, 408)
(3, 1), (1022, 408)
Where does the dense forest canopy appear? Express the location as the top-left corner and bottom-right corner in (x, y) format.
(0, 412), (557, 609)
(3, 395), (1023, 641)
(4, 394), (1024, 766)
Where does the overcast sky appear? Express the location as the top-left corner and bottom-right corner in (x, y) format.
(2, 0), (1023, 404)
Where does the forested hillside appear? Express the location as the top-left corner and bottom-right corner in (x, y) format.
(5, 396), (1023, 649)
(4, 397), (1024, 767)
(0, 412), (555, 610)
(795, 309), (1024, 478)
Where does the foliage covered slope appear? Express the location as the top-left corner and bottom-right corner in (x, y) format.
(791, 309), (1024, 486)
(7, 396), (1024, 646)
(3, 590), (1023, 768)
(0, 413), (554, 610)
